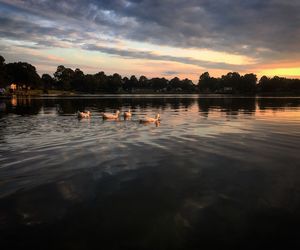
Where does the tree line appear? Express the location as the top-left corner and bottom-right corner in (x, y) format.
(0, 55), (299, 94)
(198, 72), (300, 94)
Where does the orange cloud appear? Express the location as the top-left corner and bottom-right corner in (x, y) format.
(46, 54), (65, 62)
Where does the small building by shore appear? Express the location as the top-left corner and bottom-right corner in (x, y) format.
(10, 83), (17, 92)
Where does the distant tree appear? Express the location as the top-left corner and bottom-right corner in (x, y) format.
(41, 74), (55, 90)
(272, 76), (285, 91)
(54, 65), (74, 90)
(221, 72), (241, 92)
(241, 73), (257, 93)
(198, 72), (210, 92)
(169, 77), (181, 90)
(0, 55), (7, 87)
(5, 62), (41, 88)
(139, 75), (148, 89)
(123, 75), (138, 92)
(84, 74), (98, 93)
(94, 71), (107, 92)
(257, 75), (300, 93)
(106, 73), (122, 93)
(122, 76), (129, 91)
(181, 78), (195, 92)
(150, 77), (168, 91)
(0, 55), (4, 65)
(199, 72), (210, 84)
(53, 65), (65, 80)
(71, 68), (85, 91)
(289, 78), (300, 93)
(198, 72), (220, 93)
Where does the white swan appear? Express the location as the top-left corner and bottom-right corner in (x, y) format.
(101, 110), (120, 119)
(124, 109), (132, 118)
(77, 111), (91, 119)
(139, 114), (160, 123)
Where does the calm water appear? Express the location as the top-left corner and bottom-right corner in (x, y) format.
(0, 95), (300, 249)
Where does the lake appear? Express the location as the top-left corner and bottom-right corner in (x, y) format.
(0, 95), (300, 249)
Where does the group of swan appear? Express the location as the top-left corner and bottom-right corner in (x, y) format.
(77, 109), (160, 123)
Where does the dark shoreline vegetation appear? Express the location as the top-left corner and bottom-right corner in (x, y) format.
(0, 55), (300, 96)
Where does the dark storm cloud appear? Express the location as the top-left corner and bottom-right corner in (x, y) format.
(91, 0), (300, 57)
(0, 16), (77, 44)
(1, 0), (300, 65)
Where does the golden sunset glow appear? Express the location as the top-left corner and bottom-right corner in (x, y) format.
(259, 67), (300, 78)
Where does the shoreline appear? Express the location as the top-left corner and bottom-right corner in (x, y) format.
(1, 95), (300, 100)
(1, 90), (300, 99)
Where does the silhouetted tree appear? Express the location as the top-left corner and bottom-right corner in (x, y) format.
(54, 65), (75, 90)
(122, 77), (129, 91)
(5, 62), (41, 88)
(0, 55), (7, 87)
(199, 72), (257, 94)
(105, 73), (122, 93)
(130, 75), (139, 89)
(123, 75), (138, 91)
(169, 77), (181, 91)
(241, 73), (257, 93)
(0, 55), (4, 65)
(221, 72), (241, 93)
(94, 71), (107, 92)
(198, 72), (220, 93)
(70, 68), (85, 91)
(139, 75), (148, 89)
(84, 74), (98, 93)
(41, 74), (55, 90)
(257, 75), (300, 93)
(150, 77), (168, 91)
(181, 78), (195, 92)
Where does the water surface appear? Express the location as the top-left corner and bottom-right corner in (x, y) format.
(0, 96), (300, 249)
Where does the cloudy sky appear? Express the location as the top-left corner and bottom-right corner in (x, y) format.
(0, 0), (299, 81)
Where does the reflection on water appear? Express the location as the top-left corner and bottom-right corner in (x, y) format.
(0, 96), (300, 249)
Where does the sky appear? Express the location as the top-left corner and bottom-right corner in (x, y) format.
(0, 0), (299, 81)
